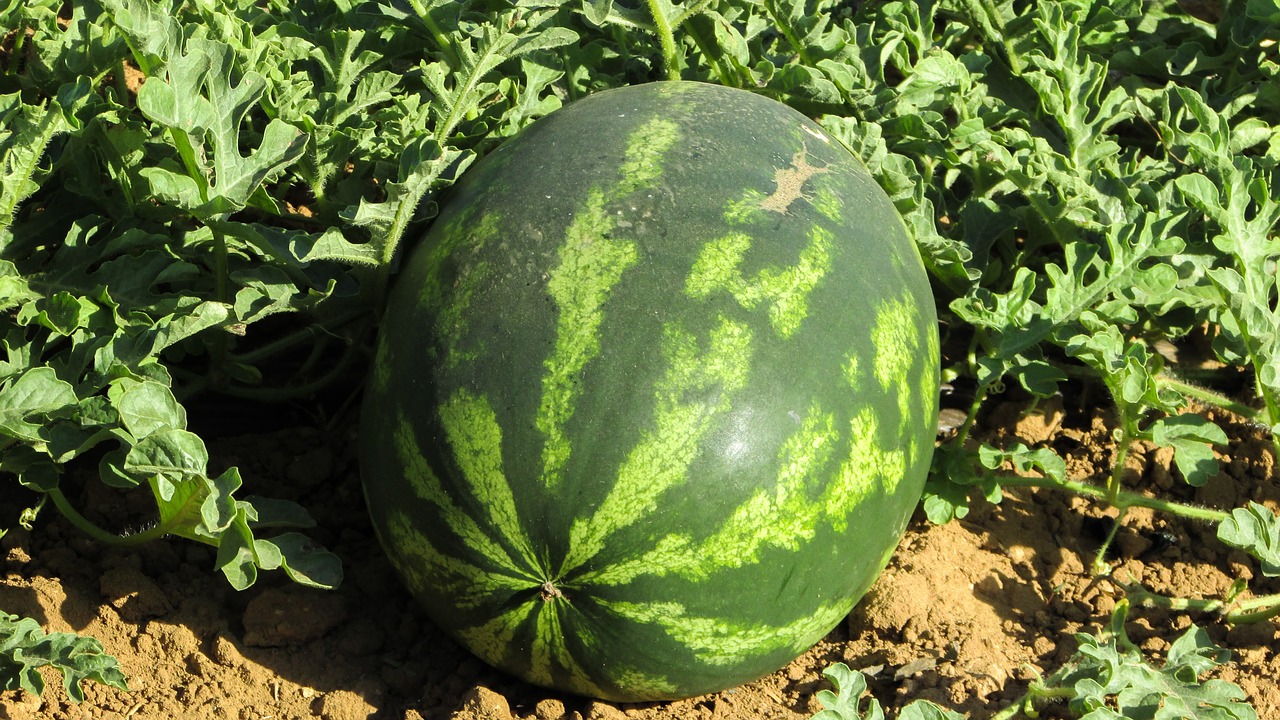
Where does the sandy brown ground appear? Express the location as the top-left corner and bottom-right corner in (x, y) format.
(2, 394), (1278, 720)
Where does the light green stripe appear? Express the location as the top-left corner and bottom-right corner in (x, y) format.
(432, 213), (499, 369)
(676, 405), (839, 577)
(918, 326), (940, 466)
(394, 409), (539, 581)
(536, 117), (681, 492)
(870, 295), (922, 438)
(529, 601), (562, 687)
(385, 511), (529, 610)
(723, 189), (768, 225)
(758, 225), (833, 338)
(371, 333), (392, 394)
(827, 407), (904, 518)
(582, 404), (840, 585)
(439, 390), (542, 575)
(457, 601), (536, 669)
(536, 188), (639, 490)
(686, 226), (834, 338)
(608, 667), (678, 697)
(686, 232), (751, 299)
(597, 397), (905, 587)
(812, 183), (844, 223)
(575, 533), (691, 586)
(526, 600), (606, 697)
(601, 596), (850, 666)
(561, 316), (753, 573)
(843, 353), (860, 390)
(617, 118), (680, 196)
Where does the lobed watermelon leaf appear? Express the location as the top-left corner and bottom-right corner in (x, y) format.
(0, 612), (128, 703)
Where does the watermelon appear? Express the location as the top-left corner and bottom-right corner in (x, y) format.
(359, 81), (939, 702)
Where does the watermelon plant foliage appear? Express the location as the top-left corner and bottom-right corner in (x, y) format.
(0, 0), (1278, 713)
(0, 612), (127, 704)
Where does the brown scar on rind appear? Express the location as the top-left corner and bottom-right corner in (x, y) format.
(759, 148), (830, 215)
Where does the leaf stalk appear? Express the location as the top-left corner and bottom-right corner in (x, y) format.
(645, 0), (681, 80)
(46, 488), (168, 547)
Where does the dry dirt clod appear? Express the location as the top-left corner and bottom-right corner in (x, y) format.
(211, 633), (244, 667)
(314, 688), (378, 719)
(581, 701), (627, 720)
(242, 586), (347, 647)
(533, 698), (567, 719)
(99, 562), (172, 622)
(453, 686), (514, 720)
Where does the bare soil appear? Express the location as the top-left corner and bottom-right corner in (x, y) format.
(2, 393), (1278, 720)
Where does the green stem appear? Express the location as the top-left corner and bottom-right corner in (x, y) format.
(1157, 374), (1261, 420)
(46, 488), (167, 546)
(977, 0), (1022, 74)
(1226, 594), (1280, 624)
(684, 17), (736, 87)
(1126, 584), (1280, 624)
(996, 474), (1230, 524)
(8, 22), (28, 75)
(1106, 429), (1131, 503)
(215, 337), (365, 402)
(207, 224), (231, 387)
(646, 0), (681, 80)
(1092, 506), (1129, 574)
(951, 379), (993, 447)
(989, 671), (1083, 719)
(404, 0), (459, 67)
(229, 307), (369, 366)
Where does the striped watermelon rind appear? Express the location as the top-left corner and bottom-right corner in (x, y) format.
(360, 81), (939, 701)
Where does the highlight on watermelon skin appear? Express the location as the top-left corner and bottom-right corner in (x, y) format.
(359, 81), (940, 702)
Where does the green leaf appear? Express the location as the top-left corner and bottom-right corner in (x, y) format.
(214, 521), (259, 590)
(340, 137), (474, 266)
(123, 427), (209, 500)
(0, 612), (127, 703)
(0, 94), (68, 236)
(258, 532), (344, 589)
(290, 227), (383, 268)
(0, 367), (78, 442)
(1246, 0), (1280, 23)
(1008, 359), (1068, 397)
(811, 663), (884, 720)
(230, 266), (299, 324)
(114, 380), (186, 439)
(101, 0), (181, 74)
(1217, 502), (1280, 577)
(1050, 601), (1256, 720)
(135, 35), (307, 219)
(899, 701), (965, 720)
(981, 442), (1067, 483)
(581, 0), (615, 27)
(1148, 414), (1228, 487)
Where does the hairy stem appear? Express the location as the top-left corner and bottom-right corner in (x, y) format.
(645, 0), (680, 80)
(404, 0), (459, 67)
(46, 488), (167, 546)
(1157, 374), (1261, 420)
(1126, 583), (1280, 624)
(1229, 596), (1280, 624)
(996, 474), (1230, 524)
